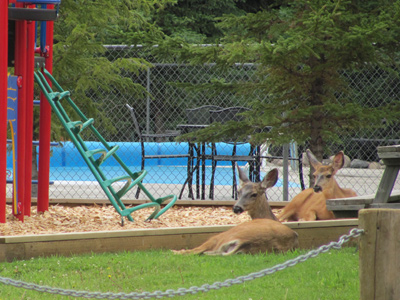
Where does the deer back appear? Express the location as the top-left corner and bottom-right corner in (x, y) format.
(173, 219), (298, 255)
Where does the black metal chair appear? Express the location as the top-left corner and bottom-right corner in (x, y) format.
(208, 106), (258, 199)
(209, 107), (306, 199)
(182, 105), (223, 199)
(126, 104), (190, 198)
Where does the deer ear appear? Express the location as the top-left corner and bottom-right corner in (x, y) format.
(306, 149), (322, 169)
(237, 165), (250, 184)
(332, 151), (345, 171)
(219, 240), (242, 256)
(261, 168), (279, 189)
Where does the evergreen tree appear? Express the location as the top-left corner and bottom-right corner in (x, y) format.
(36, 0), (174, 141)
(31, 0), (175, 194)
(161, 0), (400, 162)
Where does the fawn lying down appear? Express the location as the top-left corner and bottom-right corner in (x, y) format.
(173, 167), (298, 255)
(277, 149), (357, 222)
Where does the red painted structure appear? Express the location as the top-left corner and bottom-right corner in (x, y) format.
(0, 0), (9, 223)
(1, 1), (59, 222)
(37, 4), (55, 213)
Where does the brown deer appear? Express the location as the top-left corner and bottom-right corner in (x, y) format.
(277, 149), (357, 222)
(173, 219), (298, 255)
(173, 167), (298, 255)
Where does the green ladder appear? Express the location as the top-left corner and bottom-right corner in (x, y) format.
(34, 69), (177, 225)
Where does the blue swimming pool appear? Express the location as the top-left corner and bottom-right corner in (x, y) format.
(49, 165), (300, 187)
(7, 141), (300, 187)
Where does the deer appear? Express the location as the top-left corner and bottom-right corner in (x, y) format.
(277, 149), (357, 222)
(173, 167), (299, 255)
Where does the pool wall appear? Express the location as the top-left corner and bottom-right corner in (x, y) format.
(7, 141), (253, 168)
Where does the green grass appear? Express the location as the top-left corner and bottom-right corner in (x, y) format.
(0, 247), (359, 300)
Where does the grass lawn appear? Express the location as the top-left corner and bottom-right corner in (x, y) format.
(0, 247), (359, 300)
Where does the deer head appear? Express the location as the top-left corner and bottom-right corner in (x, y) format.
(307, 149), (344, 193)
(233, 166), (279, 221)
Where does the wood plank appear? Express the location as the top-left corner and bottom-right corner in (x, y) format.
(359, 209), (400, 300)
(359, 209), (378, 300)
(378, 153), (400, 159)
(377, 145), (400, 153)
(369, 203), (400, 209)
(326, 197), (373, 206)
(0, 225), (234, 244)
(374, 166), (400, 203)
(0, 219), (359, 262)
(326, 204), (366, 211)
(326, 191), (400, 208)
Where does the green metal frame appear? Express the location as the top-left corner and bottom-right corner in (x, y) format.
(34, 69), (177, 225)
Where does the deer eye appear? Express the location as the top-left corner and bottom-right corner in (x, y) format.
(326, 175), (332, 178)
(251, 193), (257, 198)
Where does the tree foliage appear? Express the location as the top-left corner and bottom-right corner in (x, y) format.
(163, 0), (400, 160)
(45, 0), (175, 140)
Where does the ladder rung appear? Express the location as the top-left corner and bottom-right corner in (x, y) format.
(49, 91), (70, 101)
(95, 145), (119, 166)
(103, 175), (132, 187)
(102, 171), (146, 199)
(85, 149), (107, 160)
(67, 121), (83, 131)
(67, 118), (94, 134)
(103, 176), (132, 199)
(80, 118), (94, 132)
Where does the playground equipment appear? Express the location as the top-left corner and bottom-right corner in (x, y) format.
(34, 69), (177, 224)
(2, 1), (176, 224)
(1, 1), (60, 222)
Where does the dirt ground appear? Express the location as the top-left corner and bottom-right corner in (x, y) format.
(0, 204), (283, 236)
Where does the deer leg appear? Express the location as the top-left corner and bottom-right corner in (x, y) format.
(316, 209), (336, 220)
(299, 211), (317, 221)
(278, 208), (298, 222)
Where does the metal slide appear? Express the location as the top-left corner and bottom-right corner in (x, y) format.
(34, 69), (176, 225)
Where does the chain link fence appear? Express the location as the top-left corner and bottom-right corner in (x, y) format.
(7, 46), (400, 202)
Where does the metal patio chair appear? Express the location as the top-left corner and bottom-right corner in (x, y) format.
(208, 106), (259, 199)
(180, 105), (223, 199)
(125, 104), (191, 198)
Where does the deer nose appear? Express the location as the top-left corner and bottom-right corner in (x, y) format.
(233, 206), (244, 214)
(313, 185), (322, 193)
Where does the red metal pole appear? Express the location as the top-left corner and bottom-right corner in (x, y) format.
(24, 4), (36, 216)
(0, 0), (8, 223)
(14, 3), (27, 222)
(37, 4), (54, 213)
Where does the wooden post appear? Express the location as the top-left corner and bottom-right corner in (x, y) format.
(359, 209), (400, 300)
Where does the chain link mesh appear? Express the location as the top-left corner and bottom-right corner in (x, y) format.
(0, 228), (363, 299)
(7, 45), (399, 201)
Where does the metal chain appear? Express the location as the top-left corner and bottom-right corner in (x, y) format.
(0, 228), (364, 299)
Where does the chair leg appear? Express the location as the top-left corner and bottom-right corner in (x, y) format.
(231, 161), (237, 199)
(209, 144), (217, 199)
(298, 155), (305, 190)
(195, 145), (201, 199)
(209, 160), (215, 199)
(187, 143), (194, 199)
(179, 149), (196, 200)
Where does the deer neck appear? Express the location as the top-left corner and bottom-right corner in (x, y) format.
(322, 179), (345, 199)
(249, 195), (278, 221)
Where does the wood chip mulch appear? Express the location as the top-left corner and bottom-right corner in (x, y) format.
(0, 204), (283, 236)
